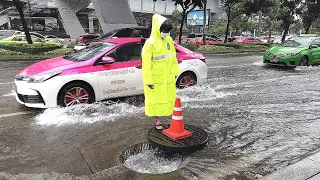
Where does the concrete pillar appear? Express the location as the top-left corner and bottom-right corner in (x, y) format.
(54, 0), (87, 40)
(0, 14), (8, 27)
(88, 17), (94, 33)
(91, 0), (137, 34)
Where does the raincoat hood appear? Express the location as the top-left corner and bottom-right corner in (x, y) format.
(151, 14), (167, 39)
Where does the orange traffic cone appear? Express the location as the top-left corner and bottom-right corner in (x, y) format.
(162, 98), (192, 140)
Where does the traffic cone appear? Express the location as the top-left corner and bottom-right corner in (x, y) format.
(162, 98), (192, 140)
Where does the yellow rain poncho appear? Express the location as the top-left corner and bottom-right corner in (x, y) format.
(142, 14), (180, 117)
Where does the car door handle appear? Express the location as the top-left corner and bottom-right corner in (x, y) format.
(135, 64), (142, 69)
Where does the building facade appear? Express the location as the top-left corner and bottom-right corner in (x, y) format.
(0, 0), (222, 38)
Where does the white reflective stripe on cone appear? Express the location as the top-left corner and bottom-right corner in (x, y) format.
(174, 107), (182, 111)
(172, 115), (183, 120)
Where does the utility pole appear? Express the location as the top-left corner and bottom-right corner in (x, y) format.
(202, 0), (207, 45)
(27, 0), (32, 31)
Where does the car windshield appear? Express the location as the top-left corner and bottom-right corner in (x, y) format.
(280, 37), (312, 48)
(64, 42), (115, 61)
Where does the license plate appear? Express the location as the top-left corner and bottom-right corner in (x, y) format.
(270, 58), (278, 63)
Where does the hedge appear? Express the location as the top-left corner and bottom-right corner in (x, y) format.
(214, 43), (242, 49)
(0, 48), (73, 59)
(0, 43), (61, 54)
(197, 45), (234, 52)
(181, 43), (199, 51)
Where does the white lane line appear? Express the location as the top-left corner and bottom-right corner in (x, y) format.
(0, 82), (14, 85)
(0, 112), (31, 119)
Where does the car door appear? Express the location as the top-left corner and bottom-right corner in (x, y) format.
(96, 43), (143, 100)
(309, 38), (320, 63)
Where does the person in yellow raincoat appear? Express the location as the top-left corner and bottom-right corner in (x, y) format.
(142, 14), (180, 130)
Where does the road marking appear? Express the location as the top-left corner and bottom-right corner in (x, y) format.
(0, 112), (31, 119)
(0, 82), (14, 85)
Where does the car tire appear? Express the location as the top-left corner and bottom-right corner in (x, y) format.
(176, 72), (197, 89)
(58, 82), (94, 107)
(299, 56), (308, 66)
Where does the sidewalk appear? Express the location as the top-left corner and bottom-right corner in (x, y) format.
(261, 150), (320, 180)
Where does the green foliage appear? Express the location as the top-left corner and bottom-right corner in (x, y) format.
(209, 19), (226, 35)
(242, 44), (269, 50)
(0, 47), (73, 59)
(197, 45), (234, 51)
(214, 43), (242, 49)
(196, 44), (268, 53)
(43, 48), (73, 56)
(154, 0), (205, 44)
(0, 43), (61, 54)
(251, 42), (272, 47)
(301, 0), (320, 33)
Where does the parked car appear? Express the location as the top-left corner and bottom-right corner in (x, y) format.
(74, 27), (151, 50)
(0, 35), (60, 46)
(15, 38), (207, 108)
(76, 34), (101, 44)
(233, 36), (264, 44)
(0, 30), (22, 40)
(44, 35), (64, 45)
(21, 32), (64, 45)
(263, 36), (320, 67)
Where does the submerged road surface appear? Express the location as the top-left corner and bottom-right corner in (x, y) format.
(1, 53), (320, 179)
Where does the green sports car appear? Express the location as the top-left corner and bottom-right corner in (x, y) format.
(263, 36), (320, 67)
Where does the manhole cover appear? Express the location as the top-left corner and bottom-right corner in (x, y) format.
(120, 142), (188, 174)
(148, 124), (208, 153)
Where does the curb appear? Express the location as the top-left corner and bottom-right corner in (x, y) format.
(200, 51), (265, 55)
(261, 150), (320, 180)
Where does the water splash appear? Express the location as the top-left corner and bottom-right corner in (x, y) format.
(123, 149), (185, 174)
(177, 85), (236, 103)
(35, 102), (144, 126)
(252, 61), (264, 66)
(2, 90), (16, 97)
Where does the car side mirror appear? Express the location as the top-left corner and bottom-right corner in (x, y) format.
(100, 56), (115, 65)
(310, 45), (318, 49)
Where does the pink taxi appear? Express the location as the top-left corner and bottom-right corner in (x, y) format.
(15, 38), (207, 108)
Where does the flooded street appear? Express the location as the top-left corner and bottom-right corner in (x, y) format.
(1, 53), (320, 179)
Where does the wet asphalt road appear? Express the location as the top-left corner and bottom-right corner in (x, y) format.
(1, 53), (320, 179)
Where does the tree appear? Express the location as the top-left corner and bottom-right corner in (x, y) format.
(221, 0), (246, 43)
(3, 0), (33, 44)
(168, 9), (182, 38)
(301, 0), (320, 33)
(209, 19), (227, 35)
(277, 0), (301, 42)
(202, 0), (207, 45)
(221, 0), (274, 42)
(153, 0), (203, 44)
(264, 0), (282, 38)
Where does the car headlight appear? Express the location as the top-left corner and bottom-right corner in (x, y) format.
(23, 71), (62, 83)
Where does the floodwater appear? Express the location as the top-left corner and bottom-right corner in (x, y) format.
(1, 55), (320, 179)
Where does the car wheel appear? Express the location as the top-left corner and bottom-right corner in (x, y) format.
(58, 83), (94, 107)
(299, 56), (308, 66)
(176, 72), (197, 89)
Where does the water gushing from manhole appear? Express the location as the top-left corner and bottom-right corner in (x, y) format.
(120, 142), (188, 174)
